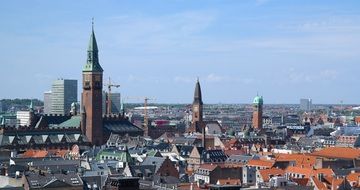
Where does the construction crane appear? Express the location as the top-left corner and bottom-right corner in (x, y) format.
(104, 77), (120, 115)
(125, 96), (156, 137)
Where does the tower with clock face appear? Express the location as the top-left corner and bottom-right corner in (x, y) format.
(81, 25), (104, 146)
(192, 79), (203, 124)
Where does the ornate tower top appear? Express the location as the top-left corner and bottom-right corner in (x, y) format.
(83, 19), (103, 72)
(253, 95), (263, 105)
(193, 78), (203, 105)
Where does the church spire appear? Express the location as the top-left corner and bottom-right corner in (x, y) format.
(193, 78), (203, 105)
(83, 18), (103, 72)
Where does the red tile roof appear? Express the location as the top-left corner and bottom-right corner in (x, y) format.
(347, 172), (360, 187)
(275, 153), (316, 168)
(286, 166), (334, 179)
(311, 147), (360, 160)
(217, 179), (241, 185)
(23, 149), (48, 158)
(258, 168), (285, 182)
(198, 164), (218, 171)
(247, 159), (274, 168)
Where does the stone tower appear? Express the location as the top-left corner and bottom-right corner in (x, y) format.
(81, 23), (104, 146)
(252, 95), (263, 130)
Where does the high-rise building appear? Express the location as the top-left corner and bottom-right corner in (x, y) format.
(81, 25), (104, 146)
(50, 79), (77, 115)
(102, 92), (121, 115)
(43, 91), (52, 114)
(300, 98), (312, 111)
(252, 95), (263, 130)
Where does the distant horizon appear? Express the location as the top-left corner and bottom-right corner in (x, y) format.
(1, 1), (359, 104)
(1, 98), (358, 106)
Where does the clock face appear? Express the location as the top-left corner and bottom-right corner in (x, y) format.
(193, 106), (199, 112)
(95, 75), (101, 81)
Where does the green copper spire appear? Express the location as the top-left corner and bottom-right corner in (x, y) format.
(83, 19), (103, 72)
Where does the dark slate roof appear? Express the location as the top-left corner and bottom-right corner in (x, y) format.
(82, 175), (108, 190)
(147, 142), (171, 151)
(128, 165), (156, 177)
(175, 145), (193, 158)
(141, 157), (166, 173)
(39, 115), (72, 126)
(103, 119), (143, 134)
(31, 159), (80, 173)
(24, 172), (83, 188)
(202, 149), (228, 163)
(172, 137), (196, 145)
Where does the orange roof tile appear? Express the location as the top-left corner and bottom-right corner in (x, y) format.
(198, 164), (218, 171)
(347, 172), (360, 187)
(291, 178), (309, 186)
(23, 149), (48, 158)
(247, 159), (274, 168)
(275, 153), (316, 168)
(311, 176), (327, 190)
(217, 179), (241, 185)
(258, 168), (285, 182)
(286, 166), (334, 179)
(311, 147), (360, 160)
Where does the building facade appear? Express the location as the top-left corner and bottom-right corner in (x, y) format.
(43, 91), (52, 114)
(51, 79), (77, 115)
(102, 92), (121, 115)
(300, 98), (312, 111)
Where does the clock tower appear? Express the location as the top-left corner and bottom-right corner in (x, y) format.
(81, 23), (104, 146)
(192, 79), (203, 124)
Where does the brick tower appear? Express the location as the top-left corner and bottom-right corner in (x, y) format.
(252, 95), (263, 130)
(81, 23), (104, 146)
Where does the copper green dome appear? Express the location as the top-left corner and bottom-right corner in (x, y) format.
(253, 95), (263, 105)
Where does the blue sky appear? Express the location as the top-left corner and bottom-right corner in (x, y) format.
(1, 0), (360, 104)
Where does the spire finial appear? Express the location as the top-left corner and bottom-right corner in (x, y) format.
(92, 17), (94, 31)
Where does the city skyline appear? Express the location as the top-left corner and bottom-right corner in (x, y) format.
(1, 0), (360, 104)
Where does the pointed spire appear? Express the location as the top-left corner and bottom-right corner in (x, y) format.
(193, 78), (203, 105)
(29, 99), (34, 111)
(83, 18), (103, 72)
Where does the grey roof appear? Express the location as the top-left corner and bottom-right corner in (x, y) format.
(172, 137), (196, 145)
(104, 120), (143, 134)
(141, 157), (166, 173)
(202, 149), (228, 163)
(128, 165), (156, 177)
(226, 154), (258, 164)
(24, 172), (83, 188)
(175, 145), (193, 158)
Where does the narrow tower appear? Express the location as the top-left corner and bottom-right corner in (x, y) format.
(192, 79), (203, 124)
(252, 95), (263, 130)
(81, 22), (104, 146)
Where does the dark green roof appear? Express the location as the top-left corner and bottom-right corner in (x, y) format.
(83, 29), (103, 72)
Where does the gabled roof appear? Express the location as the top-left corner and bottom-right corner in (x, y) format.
(258, 168), (285, 182)
(275, 153), (316, 168)
(141, 156), (166, 173)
